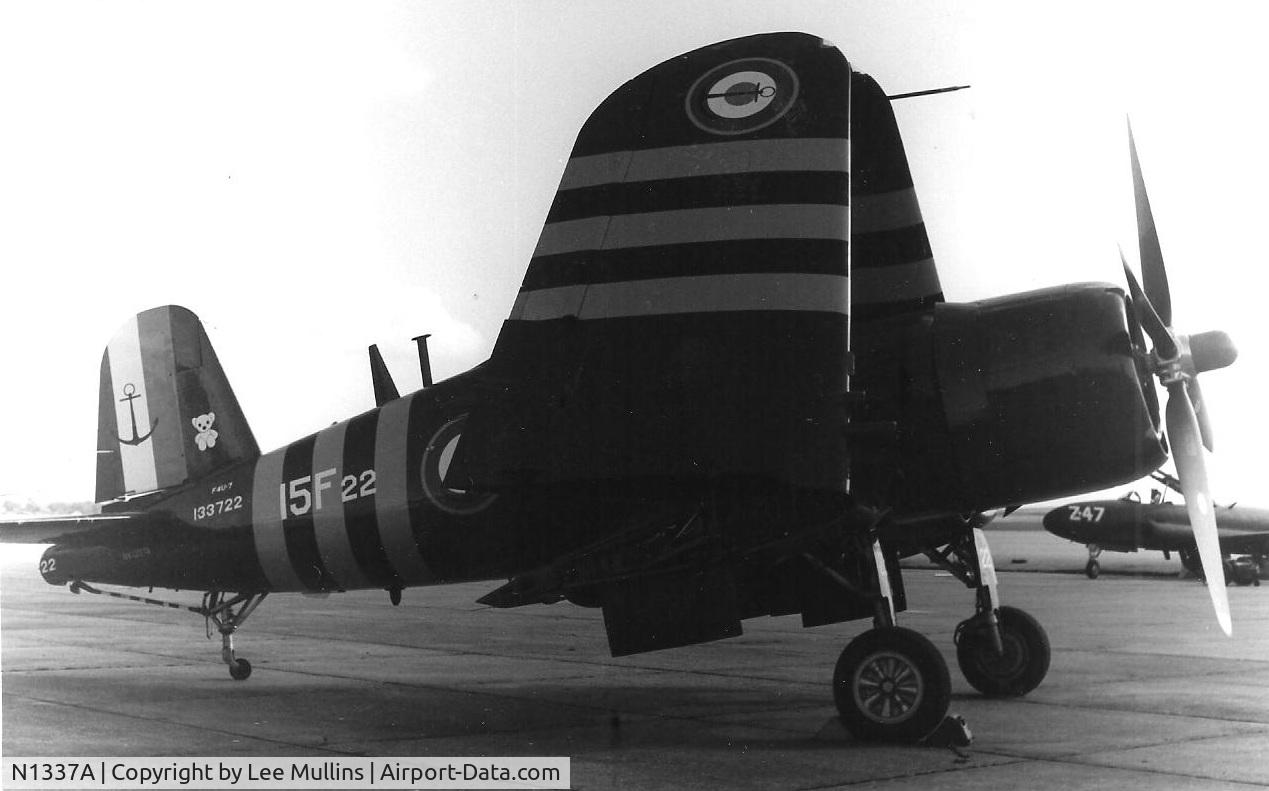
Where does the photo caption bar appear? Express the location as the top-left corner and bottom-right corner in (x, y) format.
(4, 757), (570, 790)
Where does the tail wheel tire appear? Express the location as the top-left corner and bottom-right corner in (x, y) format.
(956, 606), (1050, 697)
(833, 626), (951, 742)
(229, 659), (252, 681)
(1085, 559), (1100, 579)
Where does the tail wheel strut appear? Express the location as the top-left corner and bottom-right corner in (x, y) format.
(199, 591), (268, 681)
(66, 583), (267, 680)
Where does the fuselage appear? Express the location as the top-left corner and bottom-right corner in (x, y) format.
(1043, 499), (1269, 555)
(44, 368), (533, 593)
(43, 282), (1171, 596)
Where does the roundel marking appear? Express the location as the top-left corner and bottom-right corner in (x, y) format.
(705, 70), (778, 118)
(420, 414), (497, 515)
(686, 57), (799, 136)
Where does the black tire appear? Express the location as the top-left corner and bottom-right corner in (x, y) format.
(1085, 559), (1100, 579)
(1180, 547), (1203, 577)
(833, 627), (951, 742)
(229, 658), (252, 681)
(956, 606), (1050, 697)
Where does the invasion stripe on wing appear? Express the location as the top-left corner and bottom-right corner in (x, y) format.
(509, 273), (849, 321)
(545, 171), (848, 224)
(521, 238), (848, 292)
(852, 259), (941, 304)
(853, 224), (934, 270)
(852, 188), (924, 235)
(558, 138), (849, 190)
(533, 204), (849, 258)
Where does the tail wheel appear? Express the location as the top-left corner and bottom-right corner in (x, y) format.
(956, 606), (1050, 697)
(1085, 559), (1100, 579)
(228, 658), (252, 681)
(833, 627), (951, 742)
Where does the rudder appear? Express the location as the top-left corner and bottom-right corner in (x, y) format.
(96, 305), (259, 501)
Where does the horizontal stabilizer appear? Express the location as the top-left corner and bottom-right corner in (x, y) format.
(0, 513), (146, 544)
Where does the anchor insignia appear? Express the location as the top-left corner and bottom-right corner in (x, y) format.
(117, 383), (158, 446)
(705, 82), (776, 106)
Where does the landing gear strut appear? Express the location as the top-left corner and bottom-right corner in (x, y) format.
(67, 583), (268, 680)
(199, 591), (268, 681)
(1085, 544), (1102, 579)
(925, 527), (1051, 697)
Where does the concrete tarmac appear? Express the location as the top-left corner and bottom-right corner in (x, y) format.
(3, 527), (1269, 789)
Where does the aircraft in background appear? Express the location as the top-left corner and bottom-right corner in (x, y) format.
(1044, 473), (1268, 582)
(0, 32), (1239, 742)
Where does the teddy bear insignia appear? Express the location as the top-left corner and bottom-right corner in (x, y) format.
(192, 413), (218, 451)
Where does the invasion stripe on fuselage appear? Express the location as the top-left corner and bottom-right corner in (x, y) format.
(340, 408), (398, 588)
(250, 447), (306, 592)
(280, 434), (336, 591)
(557, 139), (849, 190)
(509, 272), (849, 322)
(374, 392), (435, 585)
(310, 420), (369, 591)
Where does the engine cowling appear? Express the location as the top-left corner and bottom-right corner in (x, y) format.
(854, 283), (1166, 515)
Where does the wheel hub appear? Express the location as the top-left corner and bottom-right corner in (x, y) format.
(977, 632), (1026, 678)
(853, 650), (924, 724)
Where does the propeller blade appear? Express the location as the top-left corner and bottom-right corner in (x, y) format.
(1165, 383), (1231, 635)
(1121, 280), (1161, 429)
(1120, 250), (1178, 360)
(1186, 378), (1214, 452)
(1129, 120), (1172, 326)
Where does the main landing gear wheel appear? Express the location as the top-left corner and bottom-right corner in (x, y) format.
(1180, 547), (1204, 578)
(955, 606), (1050, 697)
(228, 658), (252, 681)
(833, 626), (951, 742)
(1086, 544), (1103, 579)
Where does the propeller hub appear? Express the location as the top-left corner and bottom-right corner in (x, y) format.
(1188, 330), (1237, 374)
(1154, 331), (1238, 386)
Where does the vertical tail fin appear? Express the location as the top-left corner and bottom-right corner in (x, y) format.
(95, 305), (259, 501)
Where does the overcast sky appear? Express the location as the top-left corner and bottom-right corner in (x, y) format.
(1, 1), (1266, 505)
